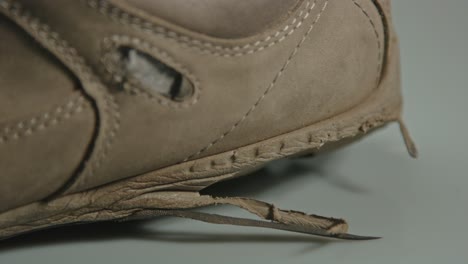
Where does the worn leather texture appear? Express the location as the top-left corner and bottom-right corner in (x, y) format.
(0, 0), (394, 212)
(0, 16), (95, 211)
(123, 0), (302, 38)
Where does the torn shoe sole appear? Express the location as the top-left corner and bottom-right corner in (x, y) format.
(0, 57), (417, 241)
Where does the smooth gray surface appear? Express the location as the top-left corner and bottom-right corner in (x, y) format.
(1, 1), (468, 263)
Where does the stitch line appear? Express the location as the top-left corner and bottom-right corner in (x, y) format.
(0, 0), (121, 185)
(86, 0), (317, 57)
(351, 0), (383, 85)
(0, 95), (85, 145)
(85, 95), (120, 178)
(100, 35), (201, 109)
(183, 0), (329, 162)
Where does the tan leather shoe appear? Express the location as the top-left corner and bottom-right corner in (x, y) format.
(0, 0), (416, 240)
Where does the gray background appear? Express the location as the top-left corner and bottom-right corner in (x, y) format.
(1, 1), (467, 263)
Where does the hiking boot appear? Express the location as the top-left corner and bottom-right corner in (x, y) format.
(0, 0), (416, 240)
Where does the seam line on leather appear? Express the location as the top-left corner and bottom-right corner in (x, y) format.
(182, 0), (329, 162)
(100, 35), (202, 108)
(370, 0), (390, 83)
(86, 0), (316, 57)
(0, 0), (121, 194)
(83, 95), (120, 179)
(351, 0), (383, 86)
(0, 94), (85, 144)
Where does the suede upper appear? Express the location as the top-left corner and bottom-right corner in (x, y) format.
(124, 0), (302, 38)
(0, 0), (393, 212)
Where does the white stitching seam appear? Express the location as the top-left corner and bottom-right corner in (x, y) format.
(86, 0), (316, 57)
(0, 0), (121, 183)
(0, 95), (85, 144)
(182, 0), (328, 162)
(85, 95), (120, 178)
